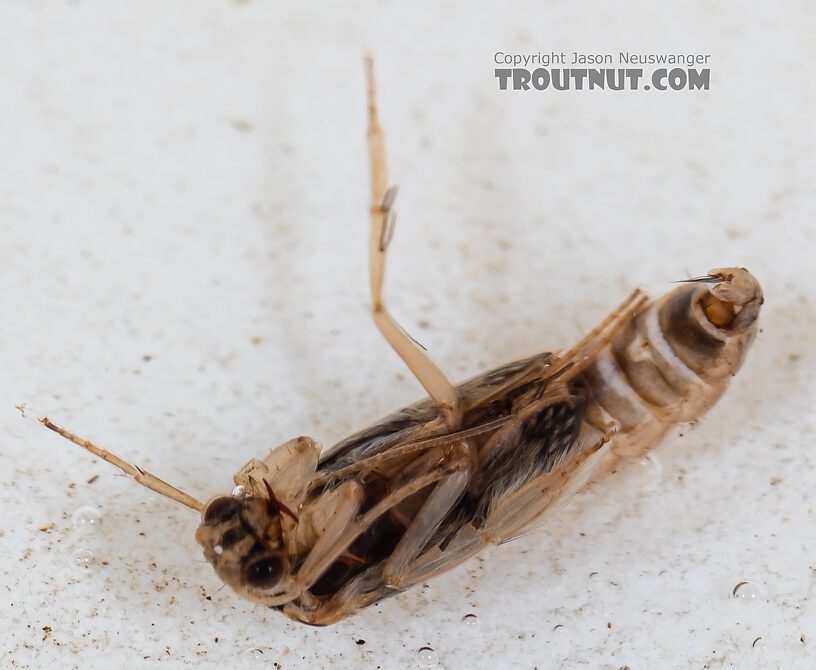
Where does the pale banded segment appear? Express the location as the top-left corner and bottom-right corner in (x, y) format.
(583, 349), (656, 430)
(640, 305), (707, 391)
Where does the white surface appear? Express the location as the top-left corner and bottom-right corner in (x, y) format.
(1, 2), (814, 669)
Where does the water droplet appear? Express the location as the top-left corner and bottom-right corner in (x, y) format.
(245, 648), (266, 663)
(589, 571), (600, 581)
(752, 636), (769, 652)
(732, 580), (766, 602)
(232, 485), (245, 497)
(416, 646), (438, 668)
(553, 623), (566, 633)
(462, 613), (479, 627)
(72, 506), (102, 534)
(70, 548), (96, 571)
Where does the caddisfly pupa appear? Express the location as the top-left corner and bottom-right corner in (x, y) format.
(24, 56), (763, 625)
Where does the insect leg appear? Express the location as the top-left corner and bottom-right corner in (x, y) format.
(381, 442), (473, 587)
(386, 396), (588, 588)
(365, 55), (463, 430)
(293, 447), (468, 593)
(288, 478), (365, 581)
(541, 289), (649, 387)
(283, 563), (385, 626)
(392, 430), (613, 593)
(234, 435), (320, 508)
(380, 522), (487, 589)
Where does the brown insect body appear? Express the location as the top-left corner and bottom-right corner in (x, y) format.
(191, 266), (761, 625)
(34, 58), (763, 626)
(573, 269), (763, 462)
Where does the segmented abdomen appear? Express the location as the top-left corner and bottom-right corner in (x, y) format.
(571, 270), (762, 459)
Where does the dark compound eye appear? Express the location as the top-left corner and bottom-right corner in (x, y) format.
(244, 556), (283, 589)
(219, 525), (248, 548)
(203, 496), (240, 524)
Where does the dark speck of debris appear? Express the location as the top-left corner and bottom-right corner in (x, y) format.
(142, 354), (153, 362)
(87, 474), (99, 485)
(356, 639), (366, 645)
(250, 336), (263, 345)
(607, 622), (612, 629)
(42, 625), (52, 642)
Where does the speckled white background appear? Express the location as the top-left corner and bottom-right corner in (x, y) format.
(1, 2), (814, 669)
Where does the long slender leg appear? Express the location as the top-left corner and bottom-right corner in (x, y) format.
(540, 289), (648, 387)
(308, 415), (510, 489)
(386, 523), (486, 589)
(287, 432), (610, 618)
(284, 444), (473, 624)
(470, 290), (647, 410)
(381, 443), (473, 587)
(365, 55), (462, 430)
(292, 445), (469, 593)
(387, 432), (613, 592)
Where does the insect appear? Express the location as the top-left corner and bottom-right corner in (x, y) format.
(30, 56), (763, 625)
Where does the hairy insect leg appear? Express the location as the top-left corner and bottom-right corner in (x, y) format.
(388, 432), (614, 592)
(292, 446), (468, 594)
(381, 442), (473, 587)
(38, 416), (204, 512)
(365, 55), (463, 430)
(286, 444), (473, 623)
(385, 396), (587, 589)
(382, 522), (487, 589)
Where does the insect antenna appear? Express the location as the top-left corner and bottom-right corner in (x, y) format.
(21, 407), (205, 512)
(262, 479), (299, 522)
(674, 273), (724, 284)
